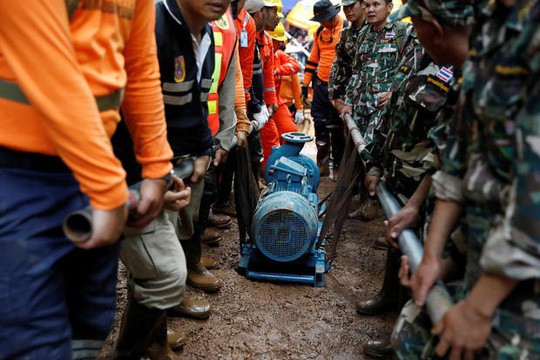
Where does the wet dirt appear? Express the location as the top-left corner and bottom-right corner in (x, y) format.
(99, 137), (397, 359)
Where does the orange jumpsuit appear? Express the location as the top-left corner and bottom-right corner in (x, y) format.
(271, 49), (299, 141)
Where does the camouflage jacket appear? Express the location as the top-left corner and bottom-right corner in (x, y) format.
(363, 52), (459, 201)
(432, 0), (540, 288)
(344, 21), (418, 141)
(328, 22), (364, 101)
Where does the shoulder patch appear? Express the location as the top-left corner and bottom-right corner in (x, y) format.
(174, 56), (186, 83)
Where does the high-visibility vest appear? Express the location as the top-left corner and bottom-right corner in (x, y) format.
(208, 9), (237, 136)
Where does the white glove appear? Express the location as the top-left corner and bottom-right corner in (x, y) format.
(294, 111), (304, 124)
(260, 102), (270, 119)
(252, 110), (269, 131)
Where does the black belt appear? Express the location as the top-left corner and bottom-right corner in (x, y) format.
(0, 146), (71, 173)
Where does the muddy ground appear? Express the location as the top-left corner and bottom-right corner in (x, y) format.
(99, 136), (396, 360)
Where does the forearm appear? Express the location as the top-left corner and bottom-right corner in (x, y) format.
(424, 199), (463, 261)
(406, 174), (432, 211)
(465, 272), (518, 319)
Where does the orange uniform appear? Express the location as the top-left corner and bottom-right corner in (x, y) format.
(271, 49), (298, 141)
(0, 0), (172, 209)
(280, 73), (303, 111)
(234, 8), (256, 103)
(255, 31), (278, 106)
(303, 16), (345, 85)
(233, 47), (251, 134)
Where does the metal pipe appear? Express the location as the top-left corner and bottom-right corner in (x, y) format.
(63, 160), (195, 244)
(343, 113), (453, 323)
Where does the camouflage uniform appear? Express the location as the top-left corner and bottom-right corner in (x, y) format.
(328, 21), (364, 101)
(344, 21), (417, 142)
(391, 0), (540, 358)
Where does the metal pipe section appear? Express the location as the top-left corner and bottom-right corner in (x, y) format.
(63, 160), (195, 244)
(343, 113), (453, 323)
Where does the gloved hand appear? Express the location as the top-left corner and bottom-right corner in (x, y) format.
(252, 110), (269, 131)
(294, 111), (304, 124)
(260, 101), (270, 119)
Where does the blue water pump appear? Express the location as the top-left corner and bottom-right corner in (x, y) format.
(238, 132), (327, 286)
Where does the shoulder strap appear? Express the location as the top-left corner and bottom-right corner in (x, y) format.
(65, 0), (80, 21)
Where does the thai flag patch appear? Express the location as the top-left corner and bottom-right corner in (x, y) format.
(436, 67), (453, 82)
(385, 31), (395, 39)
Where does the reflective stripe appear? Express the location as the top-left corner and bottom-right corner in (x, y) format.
(200, 79), (213, 89)
(210, 53), (223, 93)
(200, 92), (209, 102)
(163, 93), (193, 105)
(214, 32), (223, 46)
(264, 87), (275, 92)
(0, 78), (124, 111)
(253, 69), (263, 75)
(163, 80), (194, 92)
(243, 13), (249, 29)
(72, 339), (102, 360)
(208, 99), (217, 114)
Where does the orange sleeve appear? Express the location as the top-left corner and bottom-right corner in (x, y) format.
(292, 73), (303, 110)
(262, 33), (277, 105)
(303, 35), (320, 87)
(233, 47), (251, 133)
(236, 13), (256, 103)
(122, 0), (173, 180)
(274, 51), (300, 77)
(0, 0), (127, 210)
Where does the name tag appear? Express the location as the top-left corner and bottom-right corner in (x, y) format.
(240, 30), (248, 48)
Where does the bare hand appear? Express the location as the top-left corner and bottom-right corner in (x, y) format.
(164, 176), (191, 212)
(385, 205), (420, 248)
(407, 256), (443, 306)
(78, 205), (128, 249)
(128, 178), (168, 228)
(191, 155), (211, 184)
(364, 175), (379, 197)
(377, 91), (392, 109)
(432, 300), (491, 360)
(236, 131), (248, 149)
(213, 148), (228, 167)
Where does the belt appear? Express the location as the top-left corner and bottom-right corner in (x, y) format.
(0, 146), (71, 173)
(0, 79), (124, 112)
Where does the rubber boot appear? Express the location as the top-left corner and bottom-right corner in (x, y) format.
(182, 236), (222, 293)
(357, 247), (400, 315)
(114, 292), (165, 359)
(146, 316), (181, 360)
(363, 339), (393, 359)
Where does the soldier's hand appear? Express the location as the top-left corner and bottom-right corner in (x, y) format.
(213, 148), (228, 167)
(164, 176), (191, 212)
(409, 255), (442, 306)
(364, 175), (379, 197)
(236, 131), (248, 149)
(377, 91), (392, 109)
(432, 300), (491, 360)
(385, 204), (420, 248)
(129, 178), (168, 228)
(191, 155), (211, 184)
(332, 98), (344, 111)
(79, 205), (128, 249)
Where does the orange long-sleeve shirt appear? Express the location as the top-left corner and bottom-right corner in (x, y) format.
(256, 31), (278, 106)
(234, 8), (256, 103)
(233, 46), (251, 134)
(303, 16), (344, 85)
(0, 0), (172, 210)
(280, 73), (303, 111)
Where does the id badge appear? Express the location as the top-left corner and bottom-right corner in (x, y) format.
(240, 30), (248, 48)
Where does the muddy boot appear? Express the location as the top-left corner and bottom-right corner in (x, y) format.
(201, 256), (218, 270)
(357, 248), (400, 315)
(200, 227), (221, 246)
(208, 209), (232, 229)
(363, 339), (393, 359)
(146, 317), (180, 360)
(182, 237), (222, 293)
(373, 237), (389, 251)
(360, 197), (379, 221)
(114, 293), (164, 359)
(168, 296), (212, 320)
(167, 329), (187, 352)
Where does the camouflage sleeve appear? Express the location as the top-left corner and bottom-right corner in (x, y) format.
(480, 69), (540, 280)
(328, 29), (349, 100)
(361, 98), (391, 175)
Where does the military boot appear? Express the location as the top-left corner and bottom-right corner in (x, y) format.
(208, 209), (232, 229)
(114, 293), (164, 359)
(201, 256), (218, 269)
(363, 339), (393, 359)
(356, 248), (400, 315)
(167, 329), (186, 352)
(145, 316), (180, 360)
(200, 227), (221, 246)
